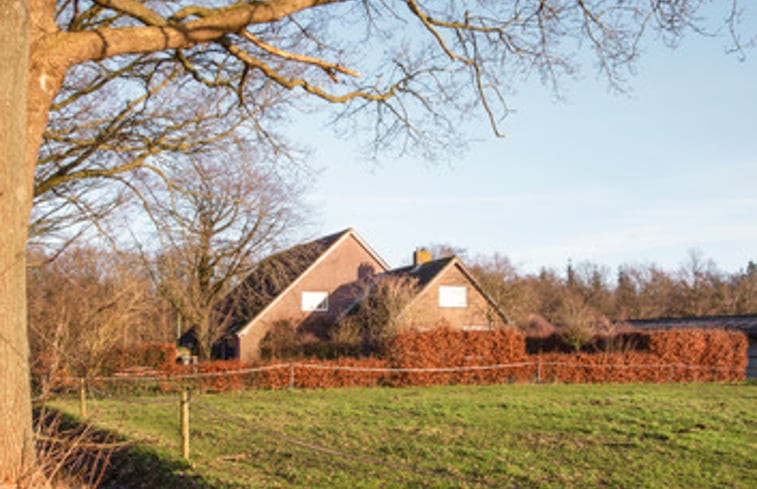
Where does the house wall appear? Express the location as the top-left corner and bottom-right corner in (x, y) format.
(400, 264), (504, 331)
(237, 235), (387, 363)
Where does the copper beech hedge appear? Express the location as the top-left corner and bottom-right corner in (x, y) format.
(135, 328), (746, 392)
(384, 328), (532, 386)
(75, 328), (745, 393)
(384, 328), (747, 385)
(107, 342), (177, 374)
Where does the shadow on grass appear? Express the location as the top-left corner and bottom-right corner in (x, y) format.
(35, 407), (216, 489)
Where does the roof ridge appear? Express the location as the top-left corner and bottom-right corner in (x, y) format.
(627, 313), (757, 322)
(386, 254), (457, 274)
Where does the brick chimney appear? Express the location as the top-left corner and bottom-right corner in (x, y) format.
(413, 247), (432, 266)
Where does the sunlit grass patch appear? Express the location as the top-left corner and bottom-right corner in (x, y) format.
(51, 383), (756, 488)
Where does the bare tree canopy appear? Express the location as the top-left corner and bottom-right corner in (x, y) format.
(139, 154), (307, 359)
(469, 252), (757, 345)
(27, 247), (167, 393)
(30, 1), (753, 185)
(0, 0), (753, 482)
(30, 1), (754, 245)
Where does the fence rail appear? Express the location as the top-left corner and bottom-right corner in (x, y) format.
(74, 360), (745, 384)
(56, 358), (747, 409)
(85, 363), (292, 383)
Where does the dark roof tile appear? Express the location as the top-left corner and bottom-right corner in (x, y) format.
(382, 256), (456, 288)
(222, 229), (350, 332)
(627, 314), (757, 336)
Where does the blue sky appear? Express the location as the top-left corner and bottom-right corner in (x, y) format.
(294, 13), (757, 276)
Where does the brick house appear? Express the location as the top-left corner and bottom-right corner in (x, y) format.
(217, 229), (507, 363)
(220, 228), (388, 363)
(363, 250), (508, 331)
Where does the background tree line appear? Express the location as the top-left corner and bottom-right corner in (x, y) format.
(468, 251), (757, 340)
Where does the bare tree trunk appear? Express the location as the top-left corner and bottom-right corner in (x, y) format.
(0, 0), (35, 482)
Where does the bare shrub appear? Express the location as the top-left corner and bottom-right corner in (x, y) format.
(555, 295), (612, 351)
(27, 248), (165, 395)
(259, 320), (299, 359)
(348, 275), (419, 355)
(328, 318), (364, 357)
(517, 314), (557, 337)
(23, 409), (120, 489)
(261, 317), (367, 360)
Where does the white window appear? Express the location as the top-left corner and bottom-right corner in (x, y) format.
(463, 325), (490, 331)
(301, 291), (329, 312)
(439, 286), (467, 308)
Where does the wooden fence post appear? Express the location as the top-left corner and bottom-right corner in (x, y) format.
(180, 389), (190, 460)
(536, 358), (542, 384)
(289, 364), (295, 389)
(79, 378), (87, 419)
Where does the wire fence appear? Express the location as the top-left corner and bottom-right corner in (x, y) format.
(78, 360), (745, 383)
(85, 363), (292, 383)
(58, 359), (748, 422)
(38, 359), (746, 415)
(61, 360), (746, 400)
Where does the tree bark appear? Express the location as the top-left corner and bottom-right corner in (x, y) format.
(0, 0), (35, 483)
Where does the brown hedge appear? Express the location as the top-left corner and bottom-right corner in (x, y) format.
(527, 329), (747, 384)
(290, 357), (389, 389)
(85, 327), (745, 393)
(384, 328), (530, 386)
(379, 327), (746, 386)
(96, 342), (177, 376)
(648, 329), (747, 382)
(167, 360), (254, 392)
(183, 328), (746, 390)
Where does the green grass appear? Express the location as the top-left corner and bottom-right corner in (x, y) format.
(51, 383), (757, 488)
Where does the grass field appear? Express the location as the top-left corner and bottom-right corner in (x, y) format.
(51, 383), (756, 488)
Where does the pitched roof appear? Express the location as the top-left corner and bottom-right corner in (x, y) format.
(223, 229), (352, 333)
(627, 314), (757, 337)
(383, 255), (457, 288)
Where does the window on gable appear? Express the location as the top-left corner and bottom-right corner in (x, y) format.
(439, 286), (467, 308)
(301, 291), (329, 312)
(463, 325), (490, 331)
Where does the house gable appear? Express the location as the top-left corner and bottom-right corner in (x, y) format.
(389, 256), (508, 330)
(233, 229), (389, 362)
